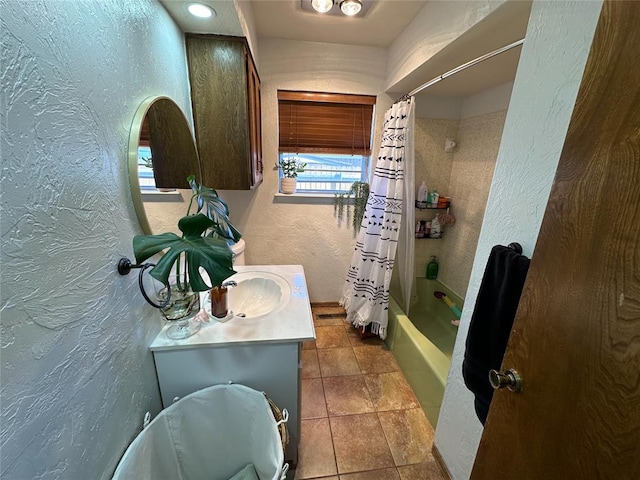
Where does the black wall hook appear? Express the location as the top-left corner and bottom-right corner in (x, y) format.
(117, 257), (143, 275)
(117, 257), (170, 309)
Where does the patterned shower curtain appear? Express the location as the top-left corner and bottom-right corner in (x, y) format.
(340, 97), (414, 339)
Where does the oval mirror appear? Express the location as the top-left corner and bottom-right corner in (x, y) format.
(128, 96), (202, 234)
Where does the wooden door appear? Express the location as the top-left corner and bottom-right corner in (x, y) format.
(471, 1), (640, 478)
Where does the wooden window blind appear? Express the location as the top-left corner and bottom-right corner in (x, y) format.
(278, 91), (376, 156)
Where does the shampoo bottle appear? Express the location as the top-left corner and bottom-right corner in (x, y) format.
(417, 181), (427, 205)
(427, 256), (439, 279)
(431, 190), (439, 207)
(430, 216), (441, 238)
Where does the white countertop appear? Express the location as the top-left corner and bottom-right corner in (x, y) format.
(149, 265), (315, 351)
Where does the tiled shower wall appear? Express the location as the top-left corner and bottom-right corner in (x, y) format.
(413, 111), (507, 299)
(413, 118), (459, 282)
(437, 111), (507, 297)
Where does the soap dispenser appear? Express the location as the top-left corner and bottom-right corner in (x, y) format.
(427, 256), (439, 279)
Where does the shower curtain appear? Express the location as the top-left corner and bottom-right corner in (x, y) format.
(340, 97), (415, 339)
(397, 101), (415, 314)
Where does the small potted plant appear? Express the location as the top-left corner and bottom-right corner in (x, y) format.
(276, 157), (306, 194)
(131, 175), (241, 339)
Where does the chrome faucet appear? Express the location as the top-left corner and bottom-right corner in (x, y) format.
(220, 280), (237, 288)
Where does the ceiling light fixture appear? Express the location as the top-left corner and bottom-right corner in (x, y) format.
(340, 0), (362, 16)
(187, 3), (215, 19)
(311, 0), (334, 13)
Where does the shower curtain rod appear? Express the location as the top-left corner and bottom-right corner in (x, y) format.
(403, 38), (525, 99)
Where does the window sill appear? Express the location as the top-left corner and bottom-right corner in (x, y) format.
(141, 190), (184, 202)
(273, 192), (336, 204)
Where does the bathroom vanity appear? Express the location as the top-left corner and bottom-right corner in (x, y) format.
(150, 265), (315, 464)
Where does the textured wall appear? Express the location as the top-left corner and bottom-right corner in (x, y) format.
(434, 1), (604, 478)
(438, 110), (507, 297)
(234, 0), (259, 68)
(386, 0), (503, 91)
(0, 1), (192, 478)
(216, 38), (391, 302)
(143, 190), (191, 235)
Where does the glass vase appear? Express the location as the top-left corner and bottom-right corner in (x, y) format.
(157, 275), (201, 340)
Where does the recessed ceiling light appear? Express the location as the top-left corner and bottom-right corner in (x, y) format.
(340, 0), (362, 16)
(311, 0), (334, 13)
(187, 3), (215, 19)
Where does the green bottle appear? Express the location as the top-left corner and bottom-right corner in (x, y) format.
(427, 255), (439, 279)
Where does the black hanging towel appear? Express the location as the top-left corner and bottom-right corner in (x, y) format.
(462, 244), (530, 425)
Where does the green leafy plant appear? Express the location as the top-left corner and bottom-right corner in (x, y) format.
(334, 181), (370, 235)
(132, 175), (241, 292)
(276, 157), (307, 178)
(186, 175), (242, 242)
(141, 156), (153, 169)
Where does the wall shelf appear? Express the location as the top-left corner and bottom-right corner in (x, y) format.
(415, 198), (452, 238)
(415, 200), (451, 210)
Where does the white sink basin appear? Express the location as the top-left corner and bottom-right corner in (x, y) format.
(226, 271), (292, 318)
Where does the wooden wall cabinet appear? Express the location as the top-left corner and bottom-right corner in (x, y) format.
(186, 34), (263, 190)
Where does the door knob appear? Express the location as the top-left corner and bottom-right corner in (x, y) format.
(489, 368), (522, 392)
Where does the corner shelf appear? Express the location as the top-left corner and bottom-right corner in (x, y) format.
(415, 200), (451, 210)
(415, 198), (452, 239)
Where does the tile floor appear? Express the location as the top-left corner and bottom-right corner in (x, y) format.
(291, 305), (446, 480)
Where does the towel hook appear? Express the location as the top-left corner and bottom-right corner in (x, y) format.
(507, 242), (523, 254)
(117, 257), (171, 309)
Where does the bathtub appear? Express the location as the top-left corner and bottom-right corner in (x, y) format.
(386, 279), (463, 427)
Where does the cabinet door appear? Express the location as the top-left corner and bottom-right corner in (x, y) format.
(246, 51), (263, 188)
(153, 343), (301, 463)
(186, 35), (261, 190)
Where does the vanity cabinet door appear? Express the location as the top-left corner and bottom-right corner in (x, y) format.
(186, 34), (263, 190)
(152, 342), (301, 463)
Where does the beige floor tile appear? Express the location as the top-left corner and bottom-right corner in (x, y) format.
(329, 413), (395, 474)
(364, 372), (420, 411)
(339, 467), (400, 480)
(301, 378), (327, 420)
(323, 375), (374, 416)
(346, 327), (385, 347)
(302, 340), (317, 350)
(353, 346), (400, 374)
(317, 347), (361, 377)
(302, 349), (321, 379)
(316, 326), (352, 349)
(378, 409), (435, 466)
(295, 418), (337, 479)
(396, 456), (446, 479)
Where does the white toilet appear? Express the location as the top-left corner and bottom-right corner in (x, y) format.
(230, 238), (246, 266)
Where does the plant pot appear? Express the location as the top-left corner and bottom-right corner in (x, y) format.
(280, 177), (297, 194)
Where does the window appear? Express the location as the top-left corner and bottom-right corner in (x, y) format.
(137, 116), (176, 192)
(277, 91), (375, 194)
(137, 145), (157, 190)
